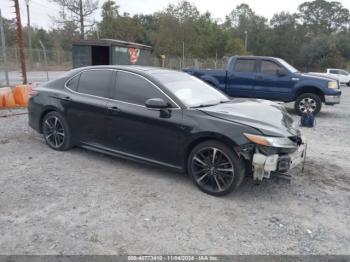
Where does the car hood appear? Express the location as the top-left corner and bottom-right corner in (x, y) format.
(199, 99), (300, 137)
(300, 72), (337, 82)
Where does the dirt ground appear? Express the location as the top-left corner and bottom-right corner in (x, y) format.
(0, 88), (349, 255)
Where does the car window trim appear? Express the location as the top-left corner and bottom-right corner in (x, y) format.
(76, 69), (114, 98)
(114, 70), (181, 109)
(64, 68), (181, 109)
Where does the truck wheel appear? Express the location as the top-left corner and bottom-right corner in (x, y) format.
(294, 93), (322, 116)
(187, 140), (245, 196)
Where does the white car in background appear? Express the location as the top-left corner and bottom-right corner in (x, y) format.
(309, 69), (350, 86)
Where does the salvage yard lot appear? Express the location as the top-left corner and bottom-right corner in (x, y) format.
(0, 88), (350, 255)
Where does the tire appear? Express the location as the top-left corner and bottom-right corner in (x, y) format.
(187, 140), (245, 196)
(294, 93), (322, 116)
(42, 111), (72, 151)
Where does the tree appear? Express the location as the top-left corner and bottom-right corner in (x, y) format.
(99, 0), (119, 38)
(267, 12), (307, 65)
(0, 16), (17, 47)
(225, 4), (269, 55)
(301, 35), (345, 70)
(98, 1), (145, 42)
(298, 0), (350, 35)
(51, 0), (99, 39)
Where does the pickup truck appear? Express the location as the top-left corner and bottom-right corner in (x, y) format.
(309, 69), (350, 86)
(183, 56), (342, 115)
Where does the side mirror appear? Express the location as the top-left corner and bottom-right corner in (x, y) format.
(276, 68), (287, 77)
(145, 98), (169, 109)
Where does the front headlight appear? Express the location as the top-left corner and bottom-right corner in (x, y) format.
(244, 133), (297, 149)
(328, 81), (338, 89)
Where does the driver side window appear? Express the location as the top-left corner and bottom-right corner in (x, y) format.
(113, 71), (172, 106)
(261, 60), (283, 75)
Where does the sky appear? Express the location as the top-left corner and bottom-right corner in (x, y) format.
(1, 0), (350, 30)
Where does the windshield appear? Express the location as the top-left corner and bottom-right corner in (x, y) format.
(276, 58), (299, 73)
(152, 71), (230, 108)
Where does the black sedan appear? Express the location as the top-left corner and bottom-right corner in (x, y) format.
(28, 66), (306, 196)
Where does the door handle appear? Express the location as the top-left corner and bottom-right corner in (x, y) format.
(61, 95), (72, 101)
(108, 106), (120, 114)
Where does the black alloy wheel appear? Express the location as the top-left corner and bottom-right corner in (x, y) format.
(42, 111), (72, 150)
(188, 141), (245, 196)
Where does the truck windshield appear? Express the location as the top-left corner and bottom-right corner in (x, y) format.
(152, 71), (230, 108)
(276, 58), (299, 73)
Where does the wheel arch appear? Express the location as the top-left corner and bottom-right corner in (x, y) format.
(39, 106), (61, 133)
(183, 133), (241, 173)
(295, 86), (325, 102)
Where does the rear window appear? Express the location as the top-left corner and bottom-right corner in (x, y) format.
(77, 70), (114, 98)
(234, 59), (256, 73)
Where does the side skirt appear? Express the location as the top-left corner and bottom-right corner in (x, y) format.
(79, 142), (184, 172)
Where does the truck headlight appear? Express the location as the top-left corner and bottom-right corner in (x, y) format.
(328, 81), (338, 89)
(244, 133), (297, 149)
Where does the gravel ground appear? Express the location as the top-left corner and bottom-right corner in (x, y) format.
(0, 89), (349, 255)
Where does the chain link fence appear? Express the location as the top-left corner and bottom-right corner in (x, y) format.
(1, 47), (226, 87)
(0, 47), (71, 87)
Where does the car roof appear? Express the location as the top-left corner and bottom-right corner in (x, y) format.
(67, 65), (178, 77)
(233, 55), (281, 60)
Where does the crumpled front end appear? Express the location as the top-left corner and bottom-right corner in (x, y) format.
(249, 135), (307, 183)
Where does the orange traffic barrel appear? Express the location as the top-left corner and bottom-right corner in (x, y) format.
(13, 84), (30, 107)
(0, 87), (16, 108)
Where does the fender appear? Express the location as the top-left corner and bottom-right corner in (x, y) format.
(181, 131), (245, 171)
(293, 84), (325, 101)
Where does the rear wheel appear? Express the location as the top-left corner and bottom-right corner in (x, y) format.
(294, 93), (322, 116)
(42, 111), (72, 151)
(187, 141), (245, 196)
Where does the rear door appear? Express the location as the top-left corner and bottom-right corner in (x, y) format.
(105, 71), (183, 167)
(226, 58), (257, 98)
(64, 69), (114, 146)
(254, 59), (294, 101)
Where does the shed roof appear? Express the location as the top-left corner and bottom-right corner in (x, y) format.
(72, 39), (152, 50)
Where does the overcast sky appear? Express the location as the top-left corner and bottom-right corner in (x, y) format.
(1, 0), (350, 30)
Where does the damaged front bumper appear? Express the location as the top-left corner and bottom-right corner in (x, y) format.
(252, 140), (307, 182)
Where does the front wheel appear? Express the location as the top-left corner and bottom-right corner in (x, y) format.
(187, 141), (245, 196)
(294, 93), (322, 116)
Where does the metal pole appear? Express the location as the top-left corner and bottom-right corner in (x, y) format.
(39, 40), (49, 81)
(244, 31), (248, 52)
(0, 9), (10, 86)
(182, 41), (185, 69)
(13, 0), (27, 84)
(25, 0), (32, 68)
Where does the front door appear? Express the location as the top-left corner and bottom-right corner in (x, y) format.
(254, 59), (294, 101)
(106, 70), (183, 167)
